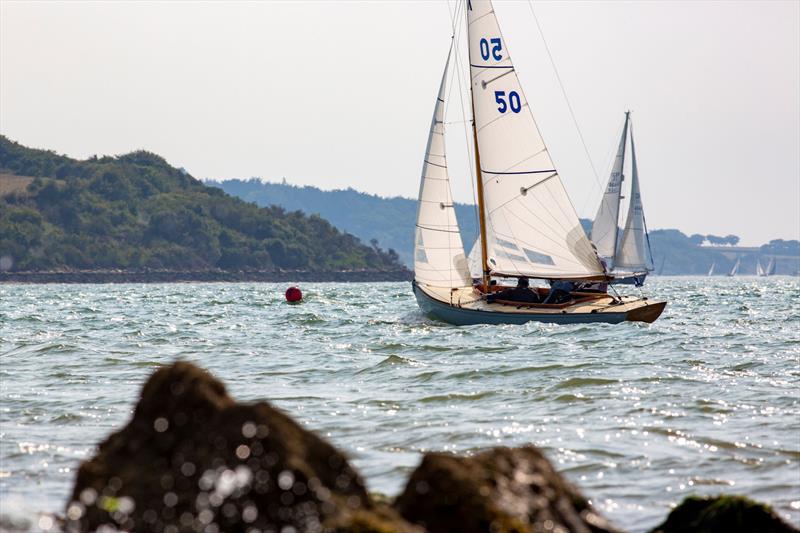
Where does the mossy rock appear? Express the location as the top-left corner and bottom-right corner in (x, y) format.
(651, 495), (797, 533)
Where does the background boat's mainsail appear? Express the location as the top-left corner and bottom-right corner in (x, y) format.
(614, 124), (652, 271)
(414, 51), (471, 288)
(591, 114), (628, 267)
(467, 237), (481, 279)
(467, 0), (603, 279)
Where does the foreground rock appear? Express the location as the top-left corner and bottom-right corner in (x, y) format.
(66, 362), (796, 532)
(650, 495), (798, 533)
(66, 362), (418, 532)
(395, 447), (621, 533)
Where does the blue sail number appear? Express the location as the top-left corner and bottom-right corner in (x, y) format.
(479, 38), (503, 61)
(494, 91), (522, 113)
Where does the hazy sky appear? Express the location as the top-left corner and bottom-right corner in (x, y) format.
(1, 1), (798, 245)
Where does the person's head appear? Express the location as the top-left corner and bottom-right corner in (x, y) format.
(517, 277), (529, 288)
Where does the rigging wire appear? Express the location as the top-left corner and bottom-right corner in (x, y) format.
(526, 0), (603, 195)
(444, 0), (465, 118)
(579, 114), (623, 215)
(442, 0), (473, 286)
(447, 0), (480, 247)
(443, 0), (458, 288)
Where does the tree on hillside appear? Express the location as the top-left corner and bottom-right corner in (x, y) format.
(761, 239), (800, 255)
(689, 234), (705, 245)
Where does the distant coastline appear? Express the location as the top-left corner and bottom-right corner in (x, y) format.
(0, 269), (413, 284)
(209, 179), (800, 275)
(4, 271), (798, 284)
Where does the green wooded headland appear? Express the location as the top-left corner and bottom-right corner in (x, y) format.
(0, 137), (404, 273)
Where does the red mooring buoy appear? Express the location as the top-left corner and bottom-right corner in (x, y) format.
(285, 286), (303, 302)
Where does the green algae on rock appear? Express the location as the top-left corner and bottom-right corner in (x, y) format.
(650, 495), (798, 533)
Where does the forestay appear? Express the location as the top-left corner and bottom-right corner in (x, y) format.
(591, 113), (628, 266)
(615, 123), (651, 271)
(414, 51), (471, 289)
(467, 0), (603, 280)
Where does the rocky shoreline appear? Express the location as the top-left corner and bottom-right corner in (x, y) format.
(0, 269), (413, 284)
(61, 362), (796, 533)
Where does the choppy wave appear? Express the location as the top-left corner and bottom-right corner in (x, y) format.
(0, 277), (798, 531)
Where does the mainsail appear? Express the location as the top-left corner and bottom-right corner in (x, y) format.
(591, 113), (629, 265)
(467, 0), (603, 280)
(614, 123), (652, 271)
(413, 50), (471, 288)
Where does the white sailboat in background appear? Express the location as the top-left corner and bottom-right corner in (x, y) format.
(728, 258), (741, 277)
(765, 257), (776, 276)
(590, 112), (653, 287)
(756, 257), (776, 276)
(708, 262), (716, 276)
(411, 0), (666, 325)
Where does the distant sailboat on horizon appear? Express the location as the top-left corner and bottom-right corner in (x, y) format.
(708, 262), (715, 276)
(728, 258), (741, 277)
(765, 257), (776, 276)
(590, 112), (653, 287)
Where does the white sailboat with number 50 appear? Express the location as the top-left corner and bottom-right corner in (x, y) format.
(411, 0), (666, 325)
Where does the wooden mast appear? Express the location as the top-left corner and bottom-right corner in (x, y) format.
(466, 5), (491, 292)
(472, 118), (490, 291)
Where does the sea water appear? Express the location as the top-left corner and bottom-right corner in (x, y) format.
(1, 278), (798, 531)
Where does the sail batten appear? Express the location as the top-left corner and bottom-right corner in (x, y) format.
(413, 49), (471, 289)
(466, 0), (603, 280)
